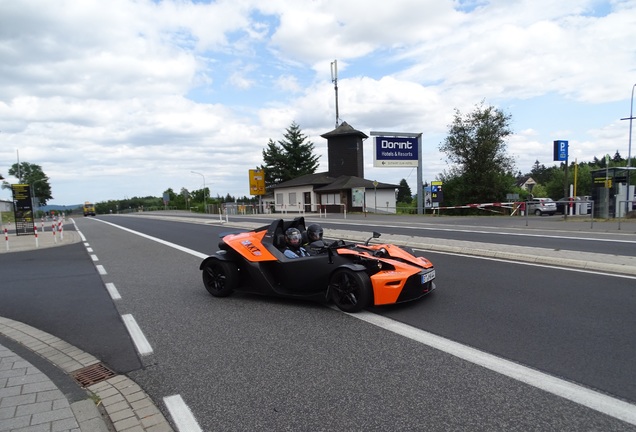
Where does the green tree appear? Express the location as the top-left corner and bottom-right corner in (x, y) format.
(529, 160), (553, 185)
(529, 183), (548, 198)
(261, 122), (320, 189)
(2, 162), (53, 205)
(439, 102), (515, 204)
(396, 179), (412, 203)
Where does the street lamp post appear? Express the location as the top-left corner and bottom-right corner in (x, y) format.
(191, 171), (207, 214)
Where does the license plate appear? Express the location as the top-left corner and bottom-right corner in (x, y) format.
(421, 270), (435, 284)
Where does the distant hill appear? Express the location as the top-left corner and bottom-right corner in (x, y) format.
(39, 204), (83, 212)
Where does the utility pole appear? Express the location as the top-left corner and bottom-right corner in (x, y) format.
(331, 60), (339, 128)
(620, 83), (635, 217)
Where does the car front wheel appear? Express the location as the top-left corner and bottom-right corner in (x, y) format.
(202, 259), (238, 297)
(534, 209), (542, 216)
(329, 269), (372, 313)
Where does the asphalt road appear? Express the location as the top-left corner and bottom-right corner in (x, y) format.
(53, 214), (636, 431)
(0, 237), (141, 373)
(233, 213), (636, 257)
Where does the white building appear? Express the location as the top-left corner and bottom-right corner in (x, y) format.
(271, 122), (399, 214)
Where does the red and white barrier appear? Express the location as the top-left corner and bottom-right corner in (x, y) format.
(34, 225), (39, 248)
(52, 221), (57, 244)
(436, 202), (514, 210)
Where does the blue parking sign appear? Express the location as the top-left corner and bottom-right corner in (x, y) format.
(553, 140), (568, 161)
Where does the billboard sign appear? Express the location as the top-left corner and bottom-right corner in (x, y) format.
(373, 136), (419, 167)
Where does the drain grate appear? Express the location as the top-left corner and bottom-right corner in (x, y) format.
(72, 363), (117, 387)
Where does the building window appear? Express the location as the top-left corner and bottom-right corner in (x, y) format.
(276, 193), (283, 205)
(322, 193), (341, 204)
(289, 192), (297, 206)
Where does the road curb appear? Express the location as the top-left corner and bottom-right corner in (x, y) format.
(0, 316), (174, 432)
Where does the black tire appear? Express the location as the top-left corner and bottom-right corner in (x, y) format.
(534, 209), (542, 216)
(329, 269), (372, 313)
(202, 259), (239, 297)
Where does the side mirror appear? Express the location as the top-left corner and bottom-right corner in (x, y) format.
(365, 232), (381, 246)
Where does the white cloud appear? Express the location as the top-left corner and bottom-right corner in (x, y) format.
(0, 0), (634, 205)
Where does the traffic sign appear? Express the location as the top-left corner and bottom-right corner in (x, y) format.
(553, 140), (568, 161)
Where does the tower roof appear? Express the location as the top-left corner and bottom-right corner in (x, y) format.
(320, 121), (368, 139)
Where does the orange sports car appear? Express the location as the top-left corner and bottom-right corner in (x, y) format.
(200, 217), (436, 312)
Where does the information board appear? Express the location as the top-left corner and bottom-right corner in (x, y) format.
(11, 184), (34, 235)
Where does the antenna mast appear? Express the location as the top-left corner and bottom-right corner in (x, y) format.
(331, 60), (339, 128)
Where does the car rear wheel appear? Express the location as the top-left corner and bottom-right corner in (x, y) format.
(329, 269), (372, 313)
(202, 260), (238, 297)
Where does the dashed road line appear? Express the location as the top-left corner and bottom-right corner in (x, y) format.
(105, 282), (121, 300)
(164, 394), (203, 432)
(121, 314), (153, 356)
(96, 265), (107, 275)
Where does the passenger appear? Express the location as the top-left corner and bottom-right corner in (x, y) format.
(283, 227), (309, 258)
(305, 223), (329, 253)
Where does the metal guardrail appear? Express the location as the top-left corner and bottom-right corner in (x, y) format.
(618, 200), (636, 230)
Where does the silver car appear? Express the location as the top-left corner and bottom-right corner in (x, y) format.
(527, 198), (557, 216)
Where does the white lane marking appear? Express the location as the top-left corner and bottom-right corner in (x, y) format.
(96, 265), (107, 275)
(90, 254), (98, 261)
(84, 242), (90, 247)
(350, 311), (636, 426)
(71, 219), (87, 242)
(105, 282), (121, 300)
(414, 248), (636, 280)
(91, 218), (208, 259)
(164, 394), (203, 432)
(88, 216), (636, 424)
(121, 314), (153, 356)
(86, 247), (93, 253)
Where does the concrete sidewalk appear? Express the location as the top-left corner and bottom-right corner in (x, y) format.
(1, 221), (83, 254)
(0, 317), (173, 432)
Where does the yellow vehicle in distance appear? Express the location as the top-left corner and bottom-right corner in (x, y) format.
(83, 201), (96, 216)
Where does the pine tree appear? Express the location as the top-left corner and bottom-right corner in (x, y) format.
(261, 122), (320, 188)
(397, 179), (412, 203)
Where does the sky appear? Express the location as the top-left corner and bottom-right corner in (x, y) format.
(0, 0), (635, 206)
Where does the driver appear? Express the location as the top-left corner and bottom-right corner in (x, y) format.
(283, 227), (309, 258)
